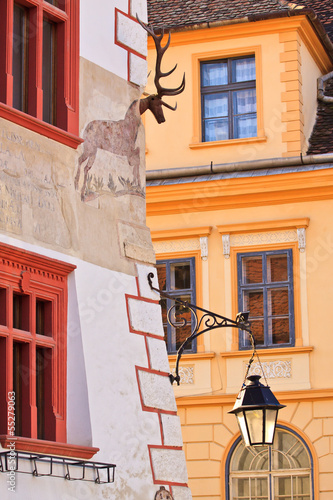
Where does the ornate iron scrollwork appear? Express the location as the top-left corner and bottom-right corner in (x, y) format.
(147, 272), (254, 385)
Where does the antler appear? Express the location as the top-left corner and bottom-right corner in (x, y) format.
(137, 15), (185, 110)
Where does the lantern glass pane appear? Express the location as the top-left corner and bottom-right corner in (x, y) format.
(265, 409), (278, 444)
(236, 411), (250, 447)
(245, 409), (264, 445)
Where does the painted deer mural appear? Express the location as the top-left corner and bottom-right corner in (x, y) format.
(75, 17), (185, 201)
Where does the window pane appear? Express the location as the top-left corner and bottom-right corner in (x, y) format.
(233, 89), (256, 114)
(13, 342), (29, 437)
(250, 319), (264, 345)
(204, 118), (229, 142)
(234, 114), (257, 139)
(275, 476), (291, 500)
(273, 431), (310, 469)
(204, 93), (228, 118)
(170, 262), (191, 290)
(268, 255), (288, 282)
(0, 288), (7, 326)
(43, 19), (56, 124)
(231, 441), (268, 471)
(172, 295), (193, 350)
(242, 256), (263, 284)
(13, 342), (23, 436)
(156, 264), (166, 291)
(294, 475), (310, 495)
(252, 477), (268, 499)
(202, 61), (228, 86)
(36, 347), (53, 440)
(243, 290), (263, 316)
(13, 4), (28, 112)
(268, 288), (289, 316)
(13, 293), (29, 331)
(270, 317), (289, 344)
(36, 299), (52, 336)
(36, 348), (46, 439)
(232, 57), (256, 82)
(232, 477), (250, 500)
(44, 0), (66, 11)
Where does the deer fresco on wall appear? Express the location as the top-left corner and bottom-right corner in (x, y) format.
(75, 17), (185, 201)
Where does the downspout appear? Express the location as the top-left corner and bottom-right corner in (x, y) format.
(317, 71), (333, 103)
(146, 153), (333, 181)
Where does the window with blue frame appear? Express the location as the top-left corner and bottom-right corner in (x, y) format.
(156, 258), (196, 354)
(237, 250), (295, 349)
(226, 427), (313, 500)
(200, 55), (257, 142)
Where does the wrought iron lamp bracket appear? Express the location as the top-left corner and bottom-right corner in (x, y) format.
(147, 272), (254, 385)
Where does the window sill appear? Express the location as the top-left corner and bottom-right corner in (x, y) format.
(189, 135), (267, 150)
(0, 435), (99, 459)
(168, 351), (215, 362)
(0, 103), (83, 149)
(220, 346), (314, 358)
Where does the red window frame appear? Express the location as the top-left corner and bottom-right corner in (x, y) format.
(0, 242), (98, 459)
(0, 0), (81, 149)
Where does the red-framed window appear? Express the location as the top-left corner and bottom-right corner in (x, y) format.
(0, 0), (81, 149)
(0, 243), (75, 445)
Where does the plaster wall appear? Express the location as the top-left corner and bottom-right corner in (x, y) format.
(178, 399), (333, 499)
(0, 2), (192, 498)
(0, 56), (153, 276)
(145, 29), (285, 170)
(299, 40), (322, 151)
(80, 0), (147, 85)
(147, 197), (333, 393)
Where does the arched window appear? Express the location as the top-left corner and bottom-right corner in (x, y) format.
(227, 427), (313, 500)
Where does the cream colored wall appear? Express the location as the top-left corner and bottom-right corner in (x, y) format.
(145, 15), (333, 500)
(149, 198), (333, 395)
(149, 196), (333, 498)
(300, 40), (323, 152)
(145, 30), (285, 170)
(178, 398), (333, 499)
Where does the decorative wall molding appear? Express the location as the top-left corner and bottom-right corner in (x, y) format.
(297, 228), (306, 252)
(154, 238), (200, 255)
(248, 360), (292, 379)
(200, 237), (208, 261)
(222, 234), (230, 258)
(171, 366), (194, 385)
(230, 230), (298, 247)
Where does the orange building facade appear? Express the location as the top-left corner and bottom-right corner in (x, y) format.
(145, 3), (333, 499)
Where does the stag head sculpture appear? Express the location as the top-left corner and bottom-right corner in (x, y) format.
(137, 16), (185, 124)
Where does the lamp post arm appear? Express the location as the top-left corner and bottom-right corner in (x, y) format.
(147, 272), (254, 385)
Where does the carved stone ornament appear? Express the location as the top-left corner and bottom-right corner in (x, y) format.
(20, 271), (31, 293)
(200, 236), (208, 261)
(249, 360), (292, 379)
(297, 228), (306, 252)
(170, 366), (194, 384)
(230, 230), (297, 247)
(222, 234), (230, 258)
(154, 486), (174, 500)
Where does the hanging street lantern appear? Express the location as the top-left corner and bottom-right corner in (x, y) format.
(229, 375), (286, 446)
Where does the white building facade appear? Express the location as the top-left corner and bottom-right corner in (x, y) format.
(0, 1), (191, 498)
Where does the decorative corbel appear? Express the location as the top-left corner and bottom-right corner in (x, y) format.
(200, 236), (208, 261)
(222, 234), (230, 259)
